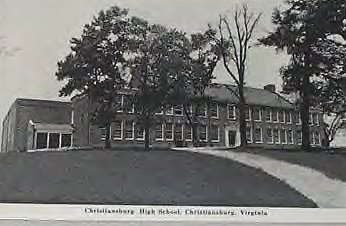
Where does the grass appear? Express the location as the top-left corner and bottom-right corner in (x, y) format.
(234, 147), (346, 182)
(0, 149), (316, 207)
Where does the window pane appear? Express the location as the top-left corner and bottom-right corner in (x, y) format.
(124, 121), (134, 139)
(273, 128), (279, 143)
(36, 132), (48, 149)
(174, 124), (183, 141)
(246, 127), (252, 142)
(267, 128), (273, 143)
(174, 105), (183, 116)
(166, 106), (174, 115)
(49, 133), (60, 149)
(136, 125), (144, 140)
(228, 105), (236, 119)
(254, 128), (262, 143)
(113, 121), (122, 140)
(279, 111), (285, 123)
(254, 108), (261, 121)
(210, 125), (219, 141)
(61, 134), (72, 147)
(210, 103), (218, 118)
(286, 111), (292, 124)
(199, 125), (207, 141)
(287, 129), (293, 144)
(245, 106), (251, 120)
(185, 124), (192, 141)
(266, 109), (272, 122)
(315, 132), (321, 145)
(155, 123), (163, 140)
(165, 123), (173, 140)
(281, 129), (287, 144)
(272, 109), (278, 122)
(197, 104), (207, 117)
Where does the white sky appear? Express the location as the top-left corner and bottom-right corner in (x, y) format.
(0, 0), (289, 142)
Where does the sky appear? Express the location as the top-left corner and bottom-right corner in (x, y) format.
(0, 0), (289, 142)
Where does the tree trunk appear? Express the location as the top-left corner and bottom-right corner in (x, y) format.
(105, 122), (111, 149)
(238, 88), (247, 147)
(144, 124), (150, 151)
(192, 122), (198, 147)
(300, 77), (311, 151)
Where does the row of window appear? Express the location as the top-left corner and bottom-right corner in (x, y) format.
(227, 105), (320, 126)
(245, 126), (321, 145)
(101, 121), (221, 143)
(35, 132), (72, 149)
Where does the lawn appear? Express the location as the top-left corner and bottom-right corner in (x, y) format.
(0, 149), (316, 207)
(235, 147), (346, 182)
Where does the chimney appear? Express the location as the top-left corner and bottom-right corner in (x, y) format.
(264, 84), (276, 93)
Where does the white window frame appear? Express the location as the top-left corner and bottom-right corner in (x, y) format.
(309, 113), (313, 126)
(198, 104), (208, 118)
(113, 121), (123, 141)
(124, 121), (135, 141)
(155, 123), (164, 141)
(136, 125), (145, 141)
(272, 109), (279, 123)
(34, 131), (73, 150)
(165, 123), (174, 141)
(296, 112), (302, 125)
(166, 106), (174, 116)
(280, 128), (287, 144)
(297, 130), (302, 144)
(174, 105), (184, 117)
(254, 127), (263, 144)
(155, 107), (164, 115)
(314, 131), (321, 145)
(246, 126), (253, 143)
(227, 104), (236, 120)
(246, 106), (252, 121)
(286, 111), (292, 124)
(287, 129), (294, 144)
(185, 124), (193, 142)
(267, 128), (274, 144)
(279, 110), (286, 123)
(210, 125), (220, 143)
(253, 107), (262, 122)
(199, 124), (208, 142)
(273, 127), (280, 144)
(116, 94), (124, 113)
(174, 123), (183, 141)
(210, 103), (219, 119)
(266, 108), (272, 122)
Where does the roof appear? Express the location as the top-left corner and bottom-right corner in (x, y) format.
(206, 84), (294, 109)
(15, 98), (71, 107)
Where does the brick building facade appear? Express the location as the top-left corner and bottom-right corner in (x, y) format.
(72, 84), (324, 149)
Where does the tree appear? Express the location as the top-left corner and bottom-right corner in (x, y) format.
(168, 27), (220, 146)
(56, 7), (137, 148)
(218, 5), (261, 147)
(260, 0), (345, 150)
(130, 21), (191, 150)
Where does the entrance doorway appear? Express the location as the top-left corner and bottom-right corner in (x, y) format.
(227, 130), (236, 147)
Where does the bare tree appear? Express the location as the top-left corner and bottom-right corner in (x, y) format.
(323, 112), (346, 147)
(218, 5), (261, 147)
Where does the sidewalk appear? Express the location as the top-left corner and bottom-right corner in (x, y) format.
(179, 148), (346, 208)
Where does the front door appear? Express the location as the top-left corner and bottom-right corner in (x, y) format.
(228, 131), (236, 147)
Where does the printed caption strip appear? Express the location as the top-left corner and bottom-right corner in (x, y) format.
(0, 204), (346, 223)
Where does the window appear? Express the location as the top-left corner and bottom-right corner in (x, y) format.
(124, 121), (134, 140)
(48, 133), (60, 149)
(254, 128), (263, 143)
(174, 124), (183, 141)
(36, 132), (48, 149)
(253, 107), (261, 122)
(297, 130), (302, 144)
(210, 103), (218, 118)
(314, 132), (321, 145)
(199, 125), (207, 141)
(246, 126), (252, 143)
(280, 129), (287, 144)
(272, 109), (278, 122)
(296, 112), (302, 125)
(165, 123), (173, 141)
(267, 128), (273, 144)
(136, 125), (145, 141)
(185, 124), (193, 141)
(210, 125), (220, 142)
(198, 104), (207, 117)
(115, 94), (123, 112)
(155, 107), (164, 115)
(61, 134), (72, 147)
(310, 131), (314, 144)
(113, 121), (122, 140)
(246, 106), (251, 121)
(266, 108), (272, 122)
(166, 105), (174, 115)
(273, 128), (280, 144)
(309, 113), (313, 125)
(313, 113), (319, 126)
(228, 105), (236, 120)
(100, 127), (106, 140)
(155, 123), (164, 140)
(174, 105), (183, 116)
(123, 95), (134, 113)
(287, 129), (294, 144)
(279, 110), (285, 123)
(286, 111), (292, 124)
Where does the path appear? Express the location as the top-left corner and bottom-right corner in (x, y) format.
(180, 148), (346, 208)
